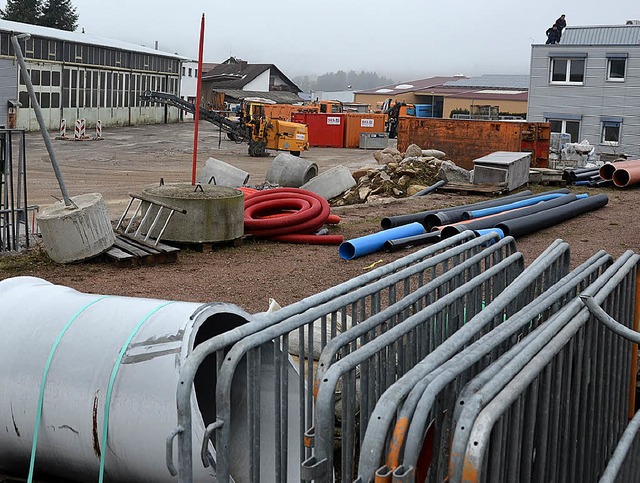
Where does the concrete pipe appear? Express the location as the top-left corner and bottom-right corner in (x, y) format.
(265, 152), (318, 188)
(36, 193), (115, 263)
(196, 157), (250, 188)
(300, 165), (356, 200)
(141, 183), (244, 243)
(0, 277), (301, 482)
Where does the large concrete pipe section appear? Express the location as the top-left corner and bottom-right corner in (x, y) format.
(0, 277), (301, 482)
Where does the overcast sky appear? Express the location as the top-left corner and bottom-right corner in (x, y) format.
(4, 0), (638, 81)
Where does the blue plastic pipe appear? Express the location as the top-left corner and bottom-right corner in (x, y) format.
(339, 222), (425, 260)
(463, 193), (587, 220)
(473, 228), (505, 245)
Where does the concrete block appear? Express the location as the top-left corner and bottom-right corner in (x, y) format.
(36, 192), (115, 263)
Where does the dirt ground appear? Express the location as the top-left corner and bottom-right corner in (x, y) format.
(1, 121), (639, 314)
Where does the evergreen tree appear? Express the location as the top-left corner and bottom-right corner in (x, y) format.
(41, 0), (78, 31)
(0, 0), (43, 25)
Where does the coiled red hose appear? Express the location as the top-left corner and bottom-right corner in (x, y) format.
(244, 188), (343, 244)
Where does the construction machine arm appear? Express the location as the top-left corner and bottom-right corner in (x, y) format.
(140, 91), (247, 140)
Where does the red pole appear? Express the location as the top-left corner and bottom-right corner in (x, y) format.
(192, 13), (205, 185)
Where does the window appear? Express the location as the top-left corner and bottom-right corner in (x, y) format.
(550, 57), (585, 84)
(195, 69), (198, 78)
(188, 68), (192, 77)
(182, 66), (186, 76)
(547, 119), (580, 144)
(601, 119), (622, 145)
(606, 55), (627, 81)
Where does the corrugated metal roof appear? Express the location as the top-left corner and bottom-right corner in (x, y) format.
(443, 74), (529, 90)
(560, 25), (640, 45)
(212, 89), (304, 104)
(0, 19), (186, 58)
(416, 86), (528, 101)
(356, 76), (463, 95)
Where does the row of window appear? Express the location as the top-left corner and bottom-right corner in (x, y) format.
(550, 55), (627, 84)
(18, 68), (179, 110)
(182, 66), (198, 77)
(0, 32), (179, 74)
(548, 118), (621, 146)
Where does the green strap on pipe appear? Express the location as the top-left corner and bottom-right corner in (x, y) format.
(98, 301), (176, 483)
(28, 296), (109, 483)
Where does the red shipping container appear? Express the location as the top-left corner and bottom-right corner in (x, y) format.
(291, 112), (345, 148)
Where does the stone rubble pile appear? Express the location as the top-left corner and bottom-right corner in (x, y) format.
(330, 144), (455, 206)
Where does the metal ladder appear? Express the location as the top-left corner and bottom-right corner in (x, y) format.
(115, 192), (187, 246)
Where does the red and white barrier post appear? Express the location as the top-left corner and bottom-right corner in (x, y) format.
(95, 120), (102, 139)
(74, 118), (86, 140)
(58, 118), (67, 139)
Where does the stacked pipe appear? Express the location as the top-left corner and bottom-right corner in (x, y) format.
(562, 167), (608, 187)
(562, 160), (640, 188)
(338, 188), (609, 259)
(243, 187), (343, 244)
(600, 159), (640, 188)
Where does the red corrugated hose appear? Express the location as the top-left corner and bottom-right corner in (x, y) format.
(244, 188), (343, 244)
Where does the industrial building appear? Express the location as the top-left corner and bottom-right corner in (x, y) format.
(354, 74), (529, 119)
(528, 22), (640, 159)
(0, 19), (187, 131)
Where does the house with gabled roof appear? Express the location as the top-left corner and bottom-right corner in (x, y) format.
(201, 57), (304, 106)
(527, 21), (640, 160)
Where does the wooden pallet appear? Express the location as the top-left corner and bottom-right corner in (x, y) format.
(436, 182), (508, 196)
(172, 237), (243, 253)
(104, 234), (180, 267)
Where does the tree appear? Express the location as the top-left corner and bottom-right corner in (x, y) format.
(41, 0), (78, 31)
(0, 0), (42, 25)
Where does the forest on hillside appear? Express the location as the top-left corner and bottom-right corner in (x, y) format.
(293, 70), (394, 92)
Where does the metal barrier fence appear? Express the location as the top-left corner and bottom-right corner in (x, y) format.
(169, 238), (640, 483)
(377, 249), (610, 482)
(450, 251), (639, 483)
(0, 129), (30, 252)
(170, 231), (483, 481)
(348, 239), (572, 482)
(302, 237), (521, 481)
(213, 234), (516, 483)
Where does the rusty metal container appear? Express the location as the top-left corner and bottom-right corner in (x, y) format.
(397, 118), (550, 170)
(343, 113), (386, 148)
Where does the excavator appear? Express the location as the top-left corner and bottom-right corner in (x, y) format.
(141, 91), (309, 157)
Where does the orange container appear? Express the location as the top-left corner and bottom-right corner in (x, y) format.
(263, 104), (305, 121)
(343, 113), (386, 148)
(397, 118), (550, 170)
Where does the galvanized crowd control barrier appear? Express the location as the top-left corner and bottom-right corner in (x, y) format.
(166, 232), (640, 483)
(170, 231), (480, 482)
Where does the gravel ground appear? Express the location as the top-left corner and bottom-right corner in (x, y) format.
(1, 120), (639, 314)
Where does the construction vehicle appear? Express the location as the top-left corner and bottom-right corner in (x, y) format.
(382, 99), (416, 139)
(141, 91), (309, 157)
